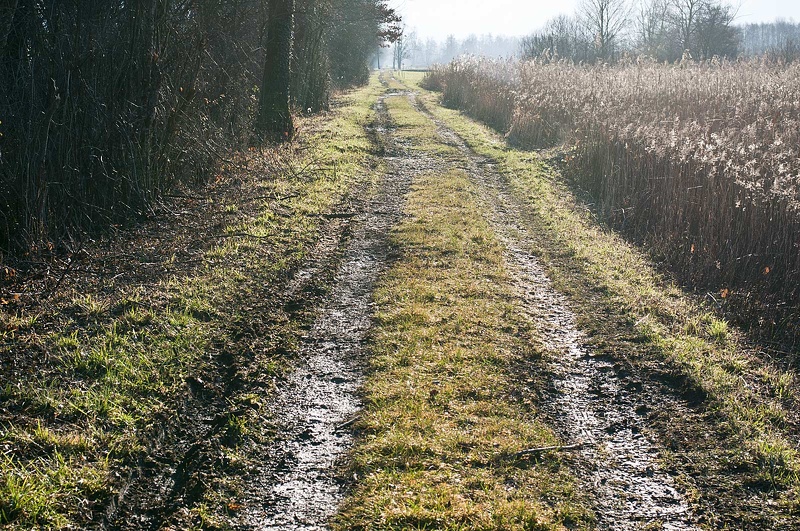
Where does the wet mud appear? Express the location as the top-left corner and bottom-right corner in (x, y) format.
(502, 239), (697, 530)
(415, 97), (700, 529)
(236, 82), (703, 530)
(234, 95), (412, 529)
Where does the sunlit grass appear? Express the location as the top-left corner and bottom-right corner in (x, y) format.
(410, 74), (800, 515)
(335, 82), (593, 530)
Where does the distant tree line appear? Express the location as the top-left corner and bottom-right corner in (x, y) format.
(0, 0), (399, 255)
(520, 0), (800, 63)
(386, 33), (520, 69)
(388, 3), (800, 71)
(739, 20), (800, 62)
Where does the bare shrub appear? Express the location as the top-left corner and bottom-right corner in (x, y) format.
(0, 1), (265, 253)
(0, 0), (396, 256)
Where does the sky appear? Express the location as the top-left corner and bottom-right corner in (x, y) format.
(390, 0), (800, 41)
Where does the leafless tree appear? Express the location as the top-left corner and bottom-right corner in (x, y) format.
(636, 0), (674, 58)
(423, 38), (438, 66)
(393, 28), (414, 69)
(695, 1), (739, 58)
(521, 14), (591, 61)
(441, 35), (459, 63)
(740, 20), (800, 57)
(670, 0), (707, 54)
(665, 0), (739, 59)
(579, 0), (632, 61)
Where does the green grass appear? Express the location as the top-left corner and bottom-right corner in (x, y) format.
(0, 77), (386, 528)
(335, 80), (592, 530)
(408, 74), (800, 519)
(0, 452), (108, 528)
(381, 87), (451, 155)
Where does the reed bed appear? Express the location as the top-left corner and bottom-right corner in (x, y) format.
(425, 58), (800, 341)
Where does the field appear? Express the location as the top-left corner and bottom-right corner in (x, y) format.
(6, 0), (800, 528)
(425, 58), (800, 345)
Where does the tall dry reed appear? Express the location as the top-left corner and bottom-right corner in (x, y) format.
(426, 57), (800, 341)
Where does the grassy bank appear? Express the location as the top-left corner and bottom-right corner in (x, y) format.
(335, 88), (592, 530)
(0, 77), (384, 529)
(407, 73), (799, 525)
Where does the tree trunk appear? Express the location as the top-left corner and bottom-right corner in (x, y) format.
(256, 0), (294, 141)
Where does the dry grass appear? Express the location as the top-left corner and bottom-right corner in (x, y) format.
(412, 76), (800, 523)
(425, 58), (800, 343)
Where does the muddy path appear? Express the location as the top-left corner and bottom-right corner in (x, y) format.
(234, 82), (703, 529)
(399, 91), (700, 528)
(232, 94), (416, 529)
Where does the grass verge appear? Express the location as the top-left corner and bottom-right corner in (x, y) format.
(407, 74), (800, 526)
(0, 77), (384, 529)
(334, 89), (593, 530)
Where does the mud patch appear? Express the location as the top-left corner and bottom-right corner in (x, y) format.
(233, 96), (411, 529)
(506, 243), (697, 529)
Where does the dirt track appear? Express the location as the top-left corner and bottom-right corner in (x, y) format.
(113, 75), (792, 530)
(404, 88), (698, 528)
(5, 74), (793, 530)
(424, 106), (698, 529)
(232, 93), (420, 528)
(232, 79), (709, 529)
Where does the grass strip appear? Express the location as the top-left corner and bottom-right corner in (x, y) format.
(335, 91), (592, 530)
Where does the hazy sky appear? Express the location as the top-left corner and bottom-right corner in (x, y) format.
(390, 0), (800, 40)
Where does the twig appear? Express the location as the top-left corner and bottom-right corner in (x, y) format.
(219, 233), (272, 240)
(251, 192), (301, 202)
(163, 193), (205, 200)
(335, 416), (360, 432)
(705, 292), (723, 311)
(513, 442), (584, 458)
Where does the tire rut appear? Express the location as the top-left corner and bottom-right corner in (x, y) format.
(233, 94), (413, 530)
(410, 92), (699, 530)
